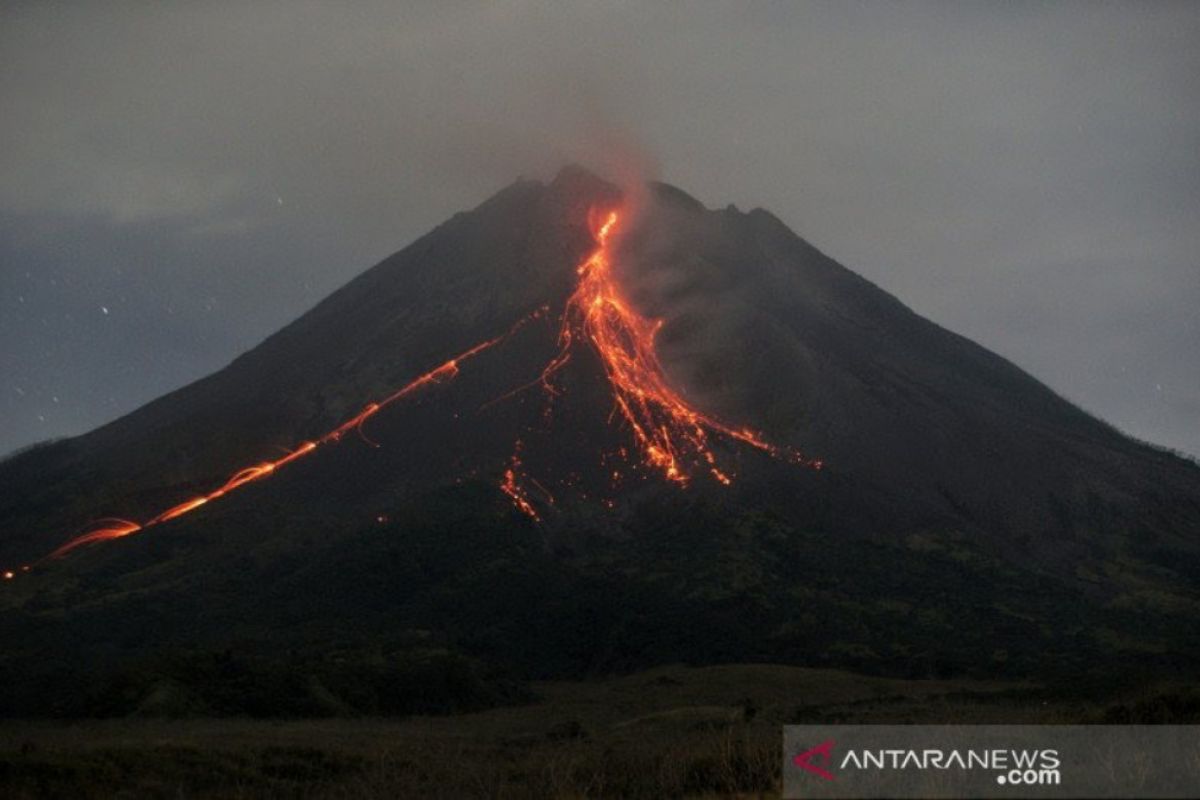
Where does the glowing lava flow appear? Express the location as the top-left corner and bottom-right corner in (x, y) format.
(6, 313), (541, 573)
(0, 203), (822, 579)
(499, 208), (819, 518)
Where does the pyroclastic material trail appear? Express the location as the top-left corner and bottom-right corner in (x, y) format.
(3, 312), (540, 577)
(499, 206), (819, 519)
(3, 203), (822, 579)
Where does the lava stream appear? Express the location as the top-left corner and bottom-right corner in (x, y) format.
(5, 312), (541, 575)
(500, 207), (819, 518)
(0, 203), (823, 579)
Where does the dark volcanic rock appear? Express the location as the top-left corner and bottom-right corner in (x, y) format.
(1, 166), (1197, 711)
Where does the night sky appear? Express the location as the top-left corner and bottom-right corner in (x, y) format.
(2, 2), (1197, 458)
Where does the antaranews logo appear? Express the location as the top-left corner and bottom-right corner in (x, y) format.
(785, 725), (1200, 799)
(834, 746), (1061, 787)
(793, 739), (1060, 786)
(793, 739), (838, 781)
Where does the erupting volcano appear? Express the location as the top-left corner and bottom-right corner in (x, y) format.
(3, 166), (1199, 698)
(4, 190), (815, 577)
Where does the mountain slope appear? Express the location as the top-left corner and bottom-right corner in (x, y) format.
(1, 166), (1198, 715)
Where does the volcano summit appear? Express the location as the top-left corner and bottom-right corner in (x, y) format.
(1, 166), (1198, 716)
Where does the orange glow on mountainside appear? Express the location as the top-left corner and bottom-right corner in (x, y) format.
(8, 313), (541, 573)
(498, 207), (819, 518)
(4, 201), (819, 579)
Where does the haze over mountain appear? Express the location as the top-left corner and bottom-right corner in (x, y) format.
(1, 167), (1197, 716)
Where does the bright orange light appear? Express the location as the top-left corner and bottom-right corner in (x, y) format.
(499, 206), (818, 519)
(499, 442), (541, 521)
(500, 468), (540, 522)
(49, 519), (142, 559)
(5, 312), (543, 577)
(2, 206), (822, 580)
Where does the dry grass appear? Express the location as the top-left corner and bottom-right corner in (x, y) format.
(0, 662), (1078, 798)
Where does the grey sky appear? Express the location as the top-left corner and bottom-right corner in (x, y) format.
(2, 1), (1197, 458)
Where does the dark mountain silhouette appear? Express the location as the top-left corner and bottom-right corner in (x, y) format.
(1, 166), (1198, 716)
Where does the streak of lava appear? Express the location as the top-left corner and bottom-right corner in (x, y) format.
(1, 203), (824, 578)
(4, 312), (542, 577)
(499, 207), (820, 519)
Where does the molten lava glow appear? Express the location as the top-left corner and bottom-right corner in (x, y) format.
(498, 442), (541, 522)
(4, 205), (820, 578)
(8, 314), (540, 574)
(50, 519), (142, 559)
(500, 468), (539, 522)
(499, 208), (818, 519)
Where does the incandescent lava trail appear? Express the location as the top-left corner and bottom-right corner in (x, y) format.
(2, 199), (821, 580)
(4, 313), (540, 575)
(499, 207), (819, 518)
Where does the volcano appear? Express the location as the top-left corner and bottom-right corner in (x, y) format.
(1, 166), (1198, 716)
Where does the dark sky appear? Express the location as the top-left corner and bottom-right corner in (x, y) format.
(2, 2), (1198, 458)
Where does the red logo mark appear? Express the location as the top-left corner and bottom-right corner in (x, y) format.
(793, 739), (837, 781)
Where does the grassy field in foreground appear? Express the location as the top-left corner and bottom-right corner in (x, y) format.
(0, 663), (1186, 799)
